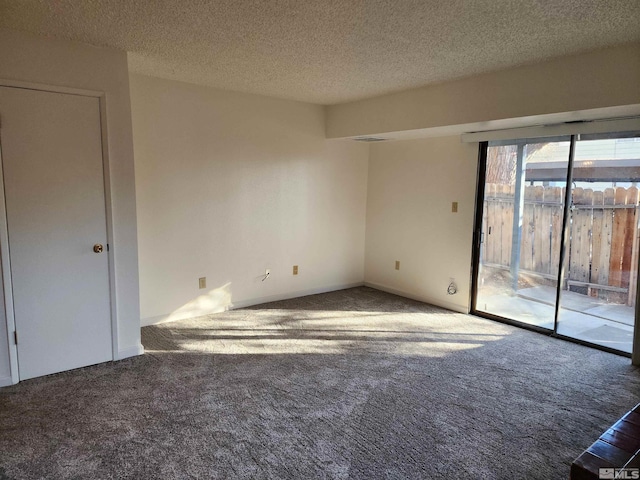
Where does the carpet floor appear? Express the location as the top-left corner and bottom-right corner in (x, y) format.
(1, 286), (640, 479)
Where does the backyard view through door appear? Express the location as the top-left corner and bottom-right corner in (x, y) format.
(474, 133), (640, 354)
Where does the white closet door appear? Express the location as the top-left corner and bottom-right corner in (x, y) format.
(0, 86), (112, 380)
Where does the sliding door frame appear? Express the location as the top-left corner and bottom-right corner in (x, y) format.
(552, 135), (577, 334)
(470, 136), (634, 358)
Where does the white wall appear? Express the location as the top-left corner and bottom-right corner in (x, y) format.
(130, 74), (369, 325)
(0, 29), (142, 384)
(364, 136), (478, 313)
(357, 44), (640, 316)
(326, 43), (640, 139)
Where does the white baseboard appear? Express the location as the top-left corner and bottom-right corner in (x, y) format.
(0, 375), (14, 387)
(364, 281), (469, 314)
(230, 282), (365, 309)
(141, 282), (365, 326)
(118, 343), (144, 359)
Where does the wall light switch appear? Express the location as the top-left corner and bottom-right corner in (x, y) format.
(452, 201), (458, 213)
(293, 265), (299, 275)
(395, 261), (400, 270)
(199, 277), (206, 289)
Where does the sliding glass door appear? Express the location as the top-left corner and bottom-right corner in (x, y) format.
(472, 132), (640, 354)
(475, 137), (570, 330)
(556, 135), (640, 353)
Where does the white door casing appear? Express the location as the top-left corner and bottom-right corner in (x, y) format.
(0, 86), (113, 380)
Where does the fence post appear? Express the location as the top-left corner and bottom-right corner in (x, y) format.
(627, 187), (639, 306)
(510, 143), (526, 290)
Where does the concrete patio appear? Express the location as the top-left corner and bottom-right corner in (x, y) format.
(477, 285), (634, 353)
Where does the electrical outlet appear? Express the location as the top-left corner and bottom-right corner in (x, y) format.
(395, 260), (400, 270)
(452, 201), (458, 213)
(293, 265), (298, 275)
(199, 277), (206, 289)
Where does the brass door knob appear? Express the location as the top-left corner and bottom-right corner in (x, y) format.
(93, 244), (104, 253)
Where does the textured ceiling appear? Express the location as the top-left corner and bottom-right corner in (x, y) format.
(0, 0), (639, 105)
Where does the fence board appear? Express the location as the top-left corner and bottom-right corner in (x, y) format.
(550, 187), (564, 279)
(486, 187), (497, 265)
(521, 185), (535, 271)
(500, 184), (513, 266)
(610, 187), (628, 288)
(493, 185), (502, 265)
(533, 186), (546, 274)
(591, 191), (604, 289)
(481, 183), (638, 306)
(569, 188), (590, 284)
(630, 203), (640, 306)
(580, 189), (593, 285)
(599, 188), (615, 290)
(509, 184), (515, 265)
(622, 187), (639, 288)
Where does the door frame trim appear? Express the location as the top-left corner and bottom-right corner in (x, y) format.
(469, 141), (488, 314)
(0, 130), (18, 385)
(0, 79), (119, 384)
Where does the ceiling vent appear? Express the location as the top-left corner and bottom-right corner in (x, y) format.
(353, 137), (387, 142)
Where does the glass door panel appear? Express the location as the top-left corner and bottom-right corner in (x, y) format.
(556, 134), (640, 353)
(475, 138), (570, 329)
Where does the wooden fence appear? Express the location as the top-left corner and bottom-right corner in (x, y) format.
(482, 184), (640, 306)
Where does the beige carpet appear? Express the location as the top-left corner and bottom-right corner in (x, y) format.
(1, 286), (639, 479)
